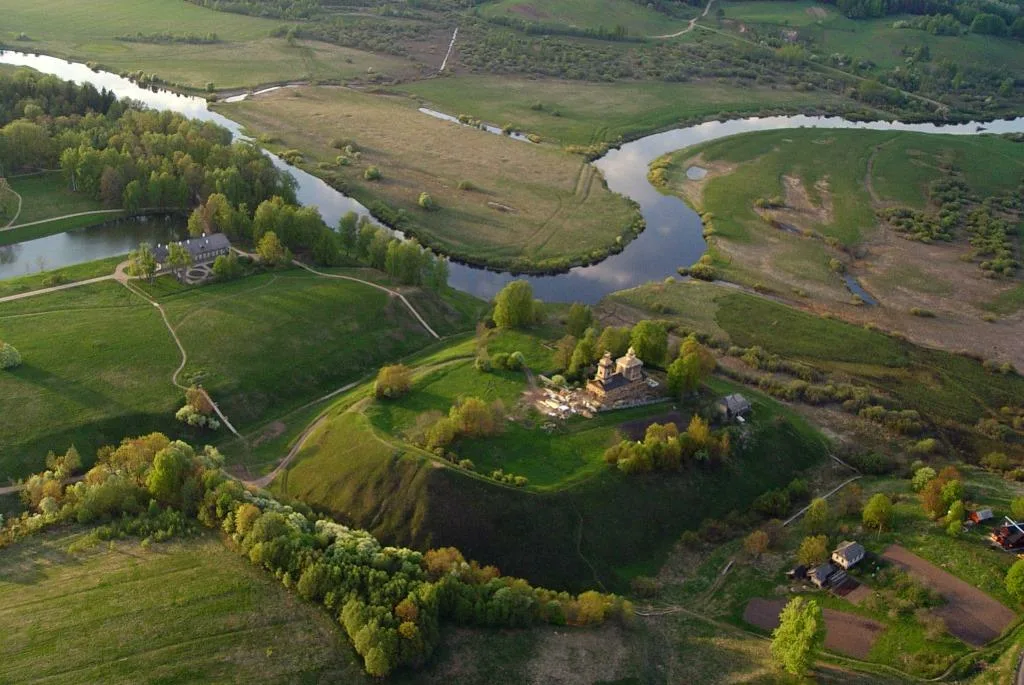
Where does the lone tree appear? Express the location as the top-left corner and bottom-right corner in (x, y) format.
(797, 534), (829, 567)
(167, 242), (192, 279)
(493, 280), (538, 329)
(771, 597), (824, 676)
(565, 303), (593, 338)
(257, 231), (291, 266)
(803, 498), (829, 535)
(1006, 559), (1024, 604)
(630, 320), (668, 367)
(667, 334), (715, 397)
(0, 340), (21, 370)
(375, 364), (412, 399)
(862, 493), (893, 532)
(127, 242), (157, 282)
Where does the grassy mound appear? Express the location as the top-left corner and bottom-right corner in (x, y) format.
(273, 332), (828, 592)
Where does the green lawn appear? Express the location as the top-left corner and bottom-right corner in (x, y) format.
(0, 281), (180, 480)
(476, 0), (692, 37)
(0, 268), (475, 480)
(0, 529), (366, 683)
(609, 280), (1024, 436)
(1, 0), (414, 90)
(0, 255), (123, 298)
(7, 171), (103, 224)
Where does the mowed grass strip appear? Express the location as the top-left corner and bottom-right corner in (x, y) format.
(0, 530), (364, 684)
(1, 0), (413, 89)
(219, 86), (637, 268)
(0, 281), (180, 479)
(0, 255), (123, 298)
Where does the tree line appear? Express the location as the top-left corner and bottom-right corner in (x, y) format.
(4, 432), (633, 677)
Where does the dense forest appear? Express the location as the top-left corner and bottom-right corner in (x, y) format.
(0, 70), (449, 285)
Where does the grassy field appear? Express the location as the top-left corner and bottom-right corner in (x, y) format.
(7, 171), (102, 224)
(0, 255), (122, 298)
(0, 281), (181, 480)
(717, 0), (1024, 79)
(401, 75), (854, 146)
(0, 0), (416, 90)
(656, 128), (1024, 364)
(0, 529), (368, 683)
(0, 266), (474, 480)
(476, 0), (691, 36)
(219, 85), (638, 271)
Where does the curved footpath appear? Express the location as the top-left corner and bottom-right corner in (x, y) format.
(651, 0), (716, 38)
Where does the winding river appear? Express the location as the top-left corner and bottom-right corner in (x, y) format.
(3, 50), (1024, 303)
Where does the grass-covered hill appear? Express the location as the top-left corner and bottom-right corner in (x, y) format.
(0, 266), (476, 481)
(652, 128), (1024, 367)
(269, 330), (829, 592)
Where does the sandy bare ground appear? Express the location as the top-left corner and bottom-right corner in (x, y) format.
(882, 545), (1016, 646)
(743, 597), (884, 659)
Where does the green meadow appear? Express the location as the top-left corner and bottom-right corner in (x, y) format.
(1, 0), (413, 90)
(0, 530), (366, 683)
(0, 266), (473, 480)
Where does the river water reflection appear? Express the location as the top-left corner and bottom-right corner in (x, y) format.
(3, 50), (1023, 303)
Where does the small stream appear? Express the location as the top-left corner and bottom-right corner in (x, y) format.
(2, 50), (1024, 303)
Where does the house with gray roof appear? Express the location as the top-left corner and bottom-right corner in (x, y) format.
(153, 233), (231, 268)
(717, 393), (752, 422)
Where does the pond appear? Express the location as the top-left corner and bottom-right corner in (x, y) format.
(0, 216), (182, 280)
(3, 49), (1024, 304)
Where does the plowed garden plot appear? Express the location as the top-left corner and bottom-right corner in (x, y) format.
(618, 412), (684, 440)
(743, 598), (883, 659)
(882, 545), (1016, 646)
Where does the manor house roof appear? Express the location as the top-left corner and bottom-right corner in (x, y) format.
(154, 233), (231, 265)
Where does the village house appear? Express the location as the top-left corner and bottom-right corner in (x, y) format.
(969, 508), (994, 524)
(992, 518), (1024, 550)
(717, 393), (752, 422)
(154, 233), (231, 271)
(809, 563), (837, 588)
(831, 541), (865, 570)
(586, 347), (651, 409)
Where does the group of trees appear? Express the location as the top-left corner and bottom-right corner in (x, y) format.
(493, 280), (543, 329)
(422, 397), (506, 452)
(603, 418), (731, 474)
(3, 431), (632, 677)
(912, 464), (965, 521)
(338, 211), (449, 289)
(375, 364), (412, 399)
(175, 386), (221, 431)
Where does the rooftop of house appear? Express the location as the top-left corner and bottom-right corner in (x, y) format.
(810, 563), (836, 582)
(154, 233), (231, 263)
(833, 540), (864, 559)
(720, 393), (752, 413)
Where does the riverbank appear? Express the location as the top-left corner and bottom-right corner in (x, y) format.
(216, 84), (643, 275)
(649, 128), (1024, 368)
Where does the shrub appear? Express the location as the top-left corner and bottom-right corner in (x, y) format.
(0, 341), (22, 369)
(417, 192), (435, 210)
(910, 307), (936, 318)
(363, 166), (382, 181)
(375, 364), (412, 399)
